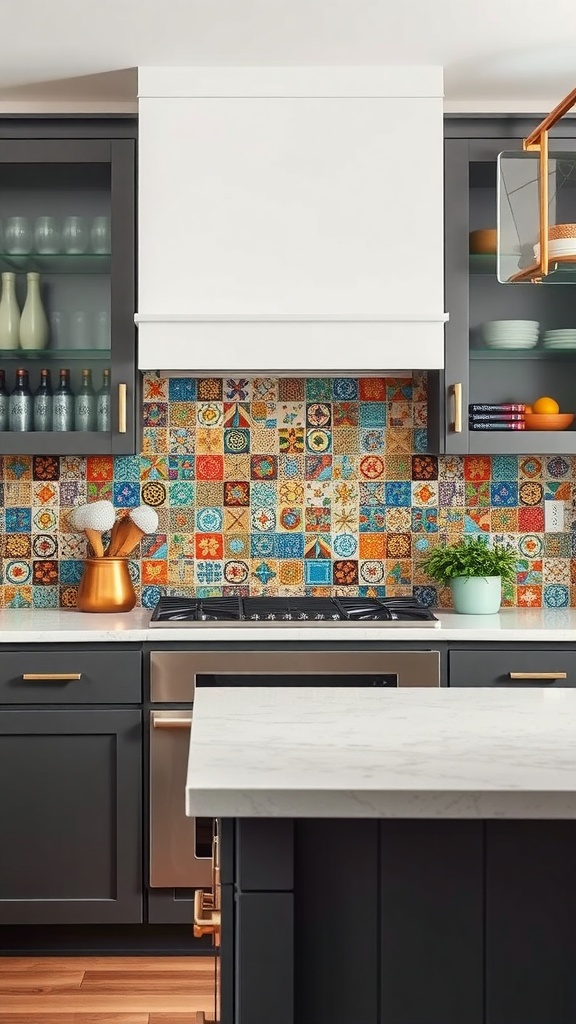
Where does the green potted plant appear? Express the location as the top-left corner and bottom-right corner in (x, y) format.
(420, 535), (517, 614)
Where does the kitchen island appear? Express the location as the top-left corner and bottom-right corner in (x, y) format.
(187, 687), (576, 1024)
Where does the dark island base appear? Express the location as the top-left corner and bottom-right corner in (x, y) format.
(220, 818), (576, 1024)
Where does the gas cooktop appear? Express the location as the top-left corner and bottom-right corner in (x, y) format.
(150, 595), (439, 627)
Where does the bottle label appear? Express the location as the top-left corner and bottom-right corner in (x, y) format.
(53, 396), (73, 431)
(96, 394), (111, 432)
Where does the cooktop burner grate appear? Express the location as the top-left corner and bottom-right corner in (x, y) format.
(150, 595), (439, 626)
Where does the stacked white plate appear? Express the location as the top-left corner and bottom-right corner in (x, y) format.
(534, 239), (576, 260)
(542, 329), (576, 351)
(481, 320), (540, 350)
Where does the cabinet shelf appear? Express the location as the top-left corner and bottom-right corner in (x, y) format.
(0, 254), (110, 275)
(0, 431), (114, 455)
(0, 348), (111, 361)
(469, 253), (576, 283)
(470, 349), (576, 360)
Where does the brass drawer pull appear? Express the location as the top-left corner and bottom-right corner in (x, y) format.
(118, 383), (127, 433)
(22, 672), (82, 681)
(194, 888), (221, 941)
(153, 717), (192, 729)
(508, 671), (567, 680)
(450, 382), (462, 433)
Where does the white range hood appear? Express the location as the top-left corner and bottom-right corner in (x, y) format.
(136, 66), (447, 374)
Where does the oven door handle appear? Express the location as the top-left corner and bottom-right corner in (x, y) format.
(152, 714), (192, 729)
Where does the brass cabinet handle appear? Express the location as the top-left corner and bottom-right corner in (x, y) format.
(152, 716), (192, 729)
(22, 672), (82, 681)
(118, 383), (127, 433)
(450, 382), (462, 433)
(193, 888), (221, 942)
(509, 671), (567, 680)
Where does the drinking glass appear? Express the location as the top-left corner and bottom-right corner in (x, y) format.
(62, 216), (88, 254)
(49, 311), (68, 350)
(70, 311), (90, 349)
(90, 216), (110, 254)
(4, 216), (32, 254)
(94, 310), (110, 349)
(34, 216), (61, 254)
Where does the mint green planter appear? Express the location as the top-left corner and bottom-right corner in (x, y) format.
(450, 575), (502, 615)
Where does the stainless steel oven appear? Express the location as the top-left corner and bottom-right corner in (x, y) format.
(148, 647), (440, 895)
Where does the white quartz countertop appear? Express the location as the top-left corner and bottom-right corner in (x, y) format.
(2, 606), (576, 642)
(185, 686), (576, 819)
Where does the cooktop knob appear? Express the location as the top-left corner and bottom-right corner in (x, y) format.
(282, 613), (293, 620)
(266, 613), (277, 620)
(297, 612), (308, 620)
(331, 613), (340, 620)
(250, 613), (260, 620)
(314, 613), (325, 620)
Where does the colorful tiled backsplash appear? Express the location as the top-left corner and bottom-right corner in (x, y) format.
(0, 372), (574, 610)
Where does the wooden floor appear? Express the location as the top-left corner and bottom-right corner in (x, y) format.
(0, 956), (215, 1022)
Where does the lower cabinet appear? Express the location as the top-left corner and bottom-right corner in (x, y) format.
(449, 649), (576, 687)
(0, 707), (142, 924)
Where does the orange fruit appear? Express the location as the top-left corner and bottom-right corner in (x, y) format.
(533, 396), (560, 414)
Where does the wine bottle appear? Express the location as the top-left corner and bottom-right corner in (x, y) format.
(75, 368), (96, 431)
(96, 367), (111, 432)
(33, 368), (53, 431)
(9, 367), (33, 432)
(52, 368), (74, 432)
(0, 369), (9, 431)
(0, 272), (20, 350)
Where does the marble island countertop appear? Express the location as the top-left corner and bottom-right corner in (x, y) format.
(2, 606), (576, 641)
(186, 686), (576, 819)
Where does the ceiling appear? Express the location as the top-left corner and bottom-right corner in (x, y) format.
(1, 0), (576, 112)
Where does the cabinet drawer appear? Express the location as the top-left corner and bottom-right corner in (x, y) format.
(449, 650), (576, 688)
(0, 651), (141, 704)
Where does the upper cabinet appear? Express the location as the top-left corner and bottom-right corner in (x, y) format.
(137, 67), (447, 374)
(0, 120), (137, 455)
(430, 118), (576, 455)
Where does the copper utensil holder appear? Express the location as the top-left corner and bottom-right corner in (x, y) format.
(77, 557), (136, 613)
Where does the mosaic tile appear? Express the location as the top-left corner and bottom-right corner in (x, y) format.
(413, 429), (428, 453)
(168, 534), (195, 559)
(438, 456), (464, 480)
(251, 454), (278, 480)
(33, 560), (58, 586)
(6, 508), (32, 533)
(251, 507), (277, 533)
(143, 374), (169, 401)
(464, 510), (490, 533)
(359, 506), (386, 532)
(544, 532), (572, 558)
(333, 402), (358, 427)
(196, 455), (224, 481)
(305, 506), (331, 532)
(5, 559), (32, 585)
(196, 507), (224, 532)
(32, 585), (58, 608)
(519, 480), (543, 505)
(251, 425), (278, 453)
(543, 558), (570, 584)
(333, 534), (358, 558)
(249, 483), (277, 510)
(143, 402), (168, 428)
(278, 378), (305, 402)
(332, 455), (358, 479)
(224, 534), (250, 559)
(385, 507), (412, 533)
(360, 429), (385, 453)
(305, 455), (332, 480)
(359, 378), (387, 401)
(87, 479), (113, 501)
(411, 508), (438, 533)
(519, 506), (545, 532)
(166, 429), (192, 454)
(5, 584), (32, 607)
(169, 377), (196, 402)
(169, 507), (195, 532)
(32, 508), (57, 533)
(222, 378), (249, 402)
(169, 481), (195, 506)
(5, 456), (32, 480)
(304, 534), (332, 559)
(544, 481), (571, 501)
(520, 457), (543, 479)
(412, 481), (438, 507)
(464, 456), (491, 482)
(547, 456), (570, 479)
(385, 427), (413, 453)
(274, 534), (305, 559)
(5, 481), (32, 506)
(197, 378), (223, 401)
(113, 482), (140, 508)
(33, 456), (59, 481)
(142, 429), (169, 454)
(412, 455), (438, 481)
(491, 455), (519, 480)
(490, 482), (518, 508)
(544, 583), (569, 607)
(491, 508), (518, 532)
(223, 507), (248, 532)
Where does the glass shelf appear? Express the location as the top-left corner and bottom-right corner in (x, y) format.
(0, 254), (110, 275)
(469, 253), (576, 283)
(471, 349), (576, 360)
(0, 348), (111, 360)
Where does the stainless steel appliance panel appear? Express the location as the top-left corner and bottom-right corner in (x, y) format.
(150, 649), (440, 702)
(149, 709), (212, 889)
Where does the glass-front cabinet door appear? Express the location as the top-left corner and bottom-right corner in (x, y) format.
(0, 130), (136, 454)
(439, 126), (576, 455)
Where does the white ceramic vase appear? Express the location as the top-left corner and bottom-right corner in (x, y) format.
(0, 271), (21, 350)
(19, 272), (49, 351)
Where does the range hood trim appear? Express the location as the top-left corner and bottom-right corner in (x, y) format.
(136, 316), (447, 373)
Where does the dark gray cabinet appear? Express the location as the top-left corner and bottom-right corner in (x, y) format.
(449, 648), (576, 687)
(0, 646), (142, 926)
(429, 118), (576, 455)
(0, 120), (137, 455)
